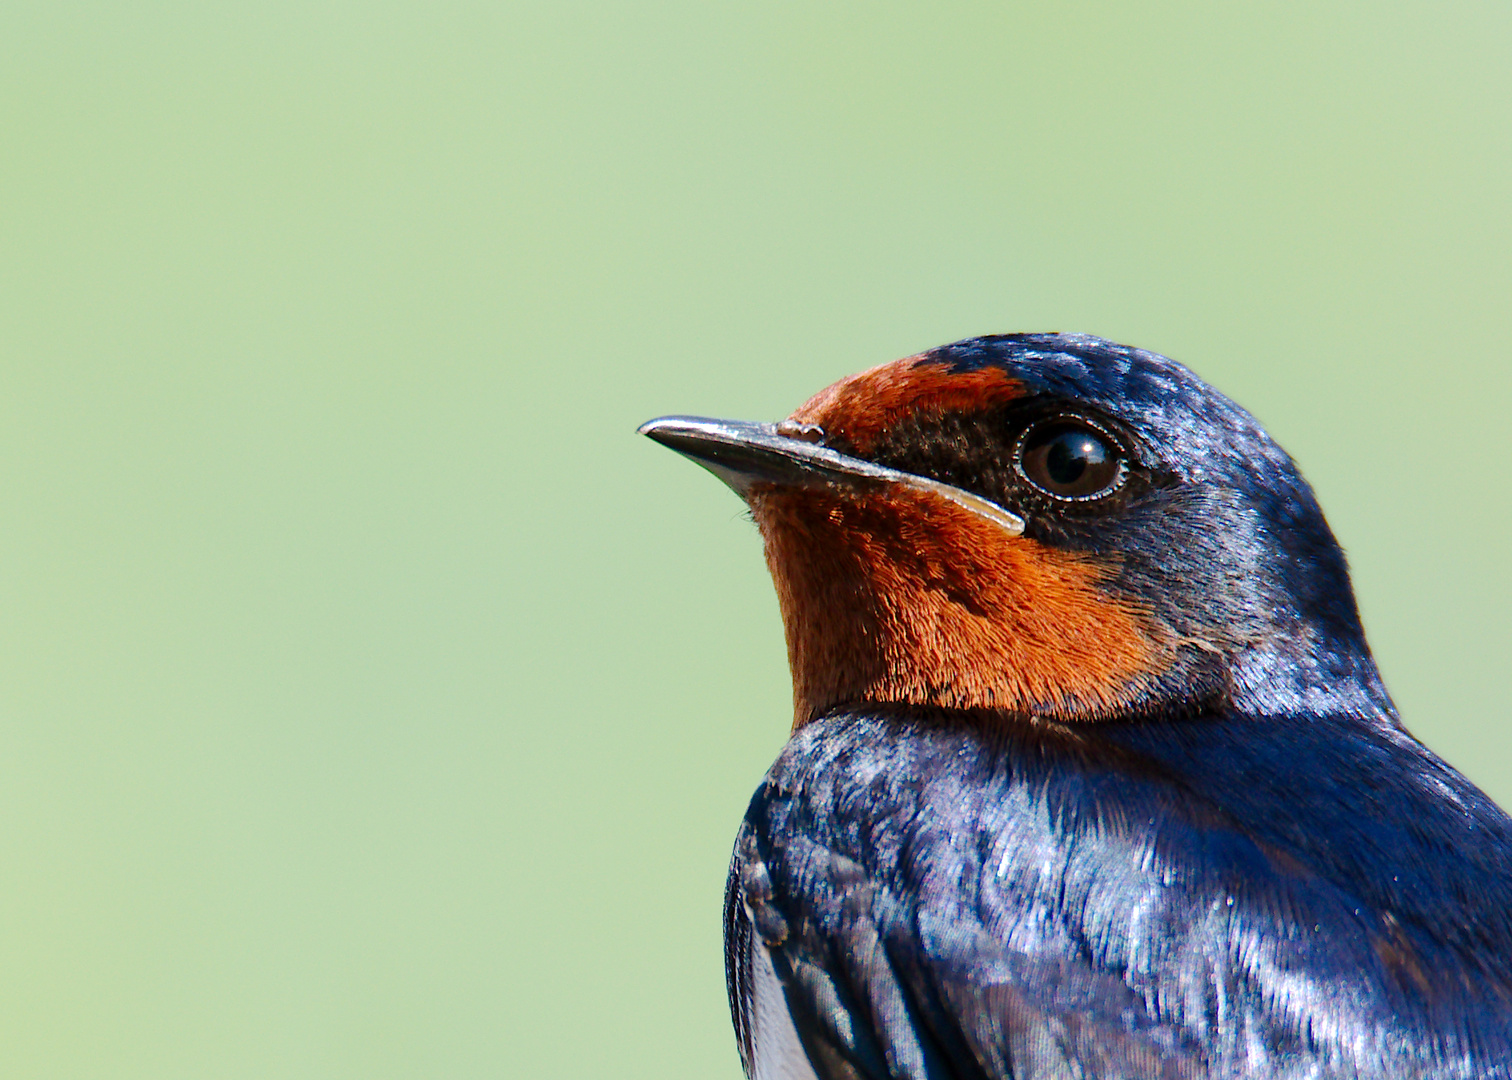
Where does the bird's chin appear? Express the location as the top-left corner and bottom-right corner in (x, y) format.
(746, 483), (1175, 728)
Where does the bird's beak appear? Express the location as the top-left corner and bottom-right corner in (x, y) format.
(638, 415), (1025, 537)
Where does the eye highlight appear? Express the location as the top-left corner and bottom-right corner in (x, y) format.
(1016, 418), (1127, 501)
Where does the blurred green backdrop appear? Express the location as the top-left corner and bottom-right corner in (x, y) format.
(1, 1), (1509, 1076)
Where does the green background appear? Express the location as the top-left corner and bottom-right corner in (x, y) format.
(2, 2), (1509, 1076)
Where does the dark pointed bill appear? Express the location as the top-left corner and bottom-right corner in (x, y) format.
(638, 415), (1026, 537)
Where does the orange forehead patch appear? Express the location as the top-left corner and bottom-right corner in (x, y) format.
(750, 483), (1173, 727)
(789, 355), (1024, 453)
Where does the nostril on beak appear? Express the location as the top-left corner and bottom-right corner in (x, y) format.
(776, 420), (826, 444)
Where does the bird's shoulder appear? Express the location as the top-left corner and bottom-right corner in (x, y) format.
(726, 709), (1512, 1079)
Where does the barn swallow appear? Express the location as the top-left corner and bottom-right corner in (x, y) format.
(639, 334), (1512, 1079)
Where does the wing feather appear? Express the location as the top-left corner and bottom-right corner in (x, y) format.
(721, 711), (1512, 1079)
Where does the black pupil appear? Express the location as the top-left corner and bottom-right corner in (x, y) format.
(1046, 431), (1104, 485)
(1020, 421), (1122, 499)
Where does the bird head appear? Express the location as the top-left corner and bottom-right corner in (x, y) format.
(642, 334), (1392, 728)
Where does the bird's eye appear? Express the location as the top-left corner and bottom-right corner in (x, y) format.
(1016, 420), (1127, 501)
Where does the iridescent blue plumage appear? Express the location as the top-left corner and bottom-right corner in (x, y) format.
(731, 706), (1512, 1078)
